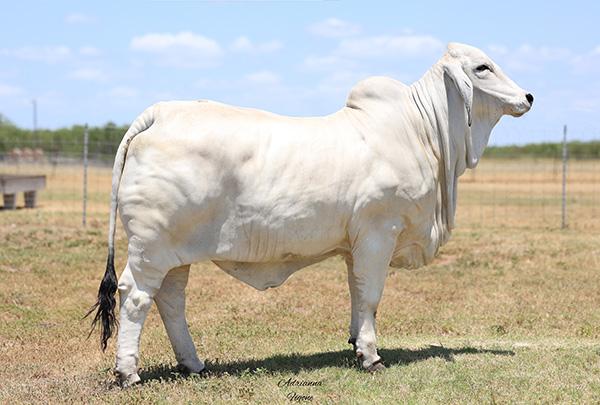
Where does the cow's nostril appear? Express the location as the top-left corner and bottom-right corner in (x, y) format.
(526, 93), (534, 104)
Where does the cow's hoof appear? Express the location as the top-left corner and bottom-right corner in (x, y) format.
(348, 337), (357, 351)
(177, 363), (207, 376)
(366, 359), (385, 373)
(116, 371), (141, 388)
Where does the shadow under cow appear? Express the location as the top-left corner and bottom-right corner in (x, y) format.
(138, 345), (515, 384)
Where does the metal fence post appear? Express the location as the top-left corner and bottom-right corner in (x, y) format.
(82, 124), (89, 227)
(561, 125), (568, 229)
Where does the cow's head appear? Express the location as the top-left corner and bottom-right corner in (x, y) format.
(441, 42), (533, 168)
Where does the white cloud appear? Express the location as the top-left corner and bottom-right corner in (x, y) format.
(230, 36), (283, 53)
(324, 70), (367, 86)
(487, 44), (572, 72)
(79, 46), (101, 56)
(244, 70), (281, 85)
(65, 12), (94, 24)
(524, 45), (571, 60)
(304, 33), (443, 72)
(487, 44), (509, 56)
(131, 32), (223, 68)
(570, 46), (600, 74)
(335, 34), (444, 59)
(486, 42), (600, 76)
(69, 68), (107, 81)
(131, 31), (220, 53)
(0, 83), (23, 97)
(308, 18), (361, 38)
(311, 70), (370, 98)
(231, 37), (252, 51)
(195, 72), (282, 90)
(148, 91), (178, 102)
(0, 46), (71, 63)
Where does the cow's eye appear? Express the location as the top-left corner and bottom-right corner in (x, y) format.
(475, 64), (492, 73)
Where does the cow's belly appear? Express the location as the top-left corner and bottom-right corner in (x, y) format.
(207, 199), (350, 290)
(209, 204), (349, 262)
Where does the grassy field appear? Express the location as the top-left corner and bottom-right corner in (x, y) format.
(1, 159), (600, 403)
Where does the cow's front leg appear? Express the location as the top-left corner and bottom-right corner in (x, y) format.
(350, 227), (397, 372)
(154, 265), (205, 374)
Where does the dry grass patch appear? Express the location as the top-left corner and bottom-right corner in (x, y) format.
(1, 209), (600, 403)
(1, 158), (600, 403)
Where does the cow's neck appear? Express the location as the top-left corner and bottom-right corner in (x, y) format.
(344, 69), (499, 247)
(409, 64), (467, 242)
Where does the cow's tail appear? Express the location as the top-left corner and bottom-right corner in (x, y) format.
(85, 105), (157, 351)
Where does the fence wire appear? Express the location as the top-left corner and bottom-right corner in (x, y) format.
(1, 134), (599, 231)
(457, 156), (599, 230)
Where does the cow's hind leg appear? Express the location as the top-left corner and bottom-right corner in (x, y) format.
(345, 257), (359, 350)
(154, 265), (205, 374)
(115, 256), (169, 387)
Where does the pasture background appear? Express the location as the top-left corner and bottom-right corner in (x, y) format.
(1, 142), (600, 403)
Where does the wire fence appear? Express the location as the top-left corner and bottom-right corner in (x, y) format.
(1, 130), (599, 231)
(0, 137), (115, 226)
(458, 156), (600, 230)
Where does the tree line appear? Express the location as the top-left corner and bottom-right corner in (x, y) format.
(484, 141), (600, 159)
(0, 116), (128, 160)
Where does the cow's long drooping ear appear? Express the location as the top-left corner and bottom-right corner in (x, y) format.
(443, 62), (473, 127)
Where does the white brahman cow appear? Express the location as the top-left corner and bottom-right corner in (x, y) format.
(87, 42), (532, 386)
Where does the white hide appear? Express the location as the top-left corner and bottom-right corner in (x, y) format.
(114, 44), (529, 290)
(108, 43), (532, 382)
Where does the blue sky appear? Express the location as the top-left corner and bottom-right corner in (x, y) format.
(1, 0), (599, 145)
